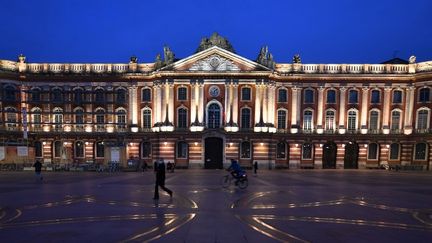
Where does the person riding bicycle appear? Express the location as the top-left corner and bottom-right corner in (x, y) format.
(227, 159), (244, 185)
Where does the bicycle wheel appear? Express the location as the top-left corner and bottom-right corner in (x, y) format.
(238, 178), (248, 189)
(221, 175), (230, 188)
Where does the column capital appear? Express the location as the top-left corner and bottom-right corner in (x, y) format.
(339, 87), (347, 92)
(384, 86), (392, 92)
(362, 86), (370, 91)
(318, 86), (325, 92)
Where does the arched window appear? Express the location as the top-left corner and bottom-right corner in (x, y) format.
(176, 141), (188, 159)
(347, 109), (358, 131)
(177, 87), (187, 101)
(95, 141), (105, 158)
(369, 110), (380, 131)
(53, 141), (62, 158)
(95, 108), (105, 131)
(241, 108), (251, 129)
(348, 90), (358, 104)
(371, 90), (380, 104)
(95, 88), (105, 103)
(393, 90), (402, 104)
(141, 142), (151, 158)
(278, 88), (288, 102)
(116, 108), (127, 129)
(35, 141), (43, 158)
(416, 108), (430, 130)
(74, 107), (84, 131)
(177, 108), (188, 128)
(277, 109), (287, 129)
(31, 107), (42, 129)
(74, 88), (84, 103)
(326, 90), (336, 104)
(391, 110), (401, 131)
(367, 143), (379, 160)
(241, 87), (251, 101)
(31, 88), (41, 102)
(116, 88), (126, 104)
(419, 87), (430, 102)
(303, 110), (313, 131)
(325, 110), (335, 131)
(304, 89), (314, 103)
(5, 107), (18, 129)
(4, 85), (16, 101)
(389, 143), (400, 160)
(75, 141), (84, 158)
(142, 108), (152, 129)
(52, 88), (63, 103)
(276, 142), (287, 159)
(141, 88), (151, 102)
(414, 143), (427, 160)
(240, 141), (251, 159)
(302, 143), (313, 160)
(52, 107), (63, 131)
(207, 103), (221, 128)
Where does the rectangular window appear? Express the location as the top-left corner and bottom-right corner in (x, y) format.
(393, 91), (402, 104)
(389, 144), (399, 160)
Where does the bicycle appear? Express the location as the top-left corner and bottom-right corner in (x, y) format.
(221, 172), (248, 189)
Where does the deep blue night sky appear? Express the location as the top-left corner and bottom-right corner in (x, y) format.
(1, 0), (431, 64)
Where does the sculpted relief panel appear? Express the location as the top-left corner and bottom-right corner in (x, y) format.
(189, 55), (240, 71)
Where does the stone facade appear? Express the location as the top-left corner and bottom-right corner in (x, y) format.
(1, 37), (432, 170)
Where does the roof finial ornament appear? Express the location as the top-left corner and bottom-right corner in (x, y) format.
(18, 54), (26, 63)
(196, 33), (235, 53)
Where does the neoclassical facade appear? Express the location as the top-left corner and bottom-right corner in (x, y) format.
(1, 34), (432, 170)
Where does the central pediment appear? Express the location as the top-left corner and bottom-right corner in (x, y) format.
(160, 46), (271, 72)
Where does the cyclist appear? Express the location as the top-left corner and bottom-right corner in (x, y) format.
(227, 159), (244, 185)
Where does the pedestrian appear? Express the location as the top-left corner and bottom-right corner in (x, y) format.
(33, 159), (43, 181)
(253, 161), (258, 175)
(153, 158), (173, 200)
(142, 161), (148, 172)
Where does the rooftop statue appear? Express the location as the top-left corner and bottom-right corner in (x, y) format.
(256, 46), (275, 69)
(196, 32), (236, 53)
(129, 55), (138, 64)
(409, 55), (416, 64)
(163, 46), (175, 65)
(18, 54), (26, 63)
(154, 54), (163, 70)
(293, 54), (301, 64)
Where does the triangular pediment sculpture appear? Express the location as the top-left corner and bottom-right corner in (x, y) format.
(160, 46), (271, 72)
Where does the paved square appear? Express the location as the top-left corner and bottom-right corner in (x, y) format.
(1, 170), (431, 242)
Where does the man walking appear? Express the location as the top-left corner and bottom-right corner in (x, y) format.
(153, 158), (173, 200)
(33, 159), (43, 181)
(253, 161), (258, 175)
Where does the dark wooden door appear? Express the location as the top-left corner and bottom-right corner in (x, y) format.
(344, 142), (359, 169)
(323, 141), (337, 169)
(205, 137), (223, 169)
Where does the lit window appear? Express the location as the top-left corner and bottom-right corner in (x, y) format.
(303, 110), (313, 131)
(414, 143), (427, 160)
(142, 109), (152, 129)
(417, 109), (429, 130)
(369, 110), (379, 130)
(302, 143), (313, 160)
(240, 141), (251, 159)
(277, 110), (287, 129)
(391, 110), (401, 130)
(276, 142), (286, 159)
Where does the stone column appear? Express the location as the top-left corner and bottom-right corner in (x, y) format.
(262, 84), (268, 123)
(360, 87), (369, 134)
(224, 81), (230, 123)
(254, 83), (262, 125)
(316, 86), (325, 134)
(128, 86), (138, 126)
(168, 83), (174, 123)
(404, 86), (415, 134)
(382, 87), (392, 134)
(290, 87), (300, 133)
(161, 82), (167, 122)
(267, 84), (276, 125)
(233, 84), (239, 125)
(198, 83), (204, 123)
(338, 87), (347, 134)
(190, 82), (196, 125)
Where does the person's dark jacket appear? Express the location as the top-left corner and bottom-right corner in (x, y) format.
(155, 162), (166, 185)
(33, 161), (42, 172)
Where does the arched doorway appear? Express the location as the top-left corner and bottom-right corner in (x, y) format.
(322, 141), (337, 169)
(344, 142), (359, 169)
(204, 137), (223, 169)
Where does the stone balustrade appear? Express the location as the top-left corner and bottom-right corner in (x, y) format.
(0, 59), (431, 75)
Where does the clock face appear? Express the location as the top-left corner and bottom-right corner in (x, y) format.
(209, 86), (220, 97)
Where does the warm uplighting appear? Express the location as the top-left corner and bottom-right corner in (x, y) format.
(295, 144), (299, 147)
(42, 141), (46, 145)
(342, 144), (346, 148)
(364, 144), (368, 148)
(386, 144), (390, 148)
(319, 144), (323, 148)
(194, 142), (198, 146)
(85, 142), (89, 145)
(164, 141), (168, 146)
(260, 142), (264, 146)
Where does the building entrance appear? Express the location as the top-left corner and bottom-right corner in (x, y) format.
(204, 137), (223, 169)
(322, 141), (337, 169)
(344, 142), (359, 169)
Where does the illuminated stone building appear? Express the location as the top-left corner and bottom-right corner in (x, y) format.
(1, 33), (431, 170)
